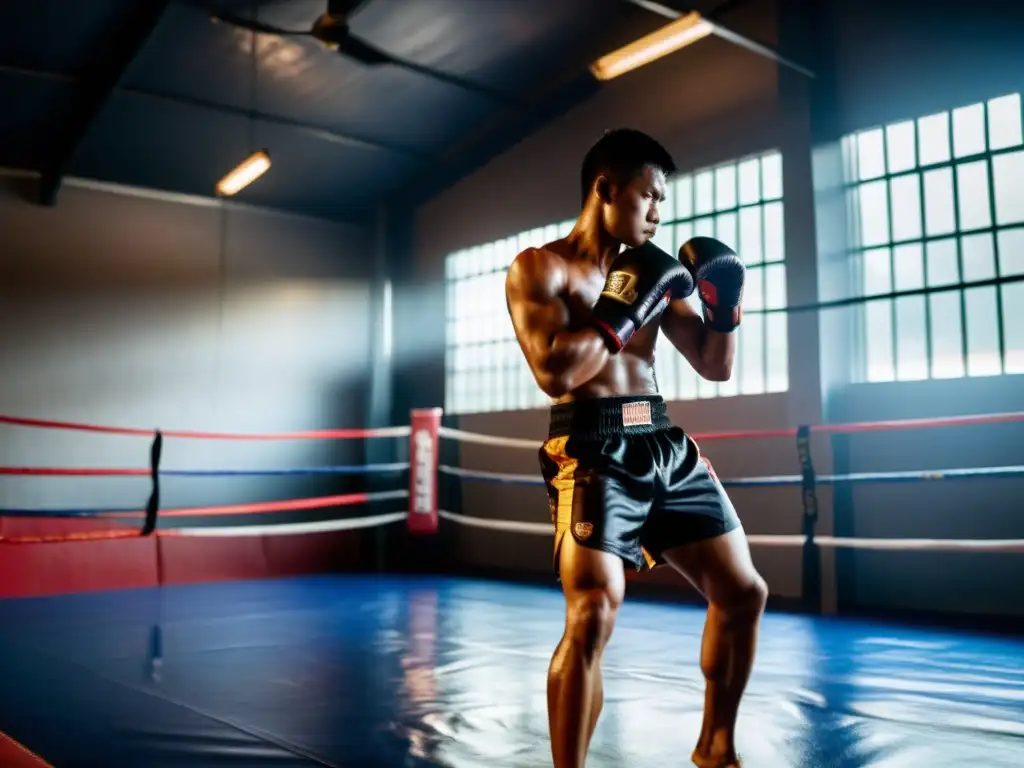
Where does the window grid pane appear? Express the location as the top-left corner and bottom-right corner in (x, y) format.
(845, 91), (1024, 382)
(445, 150), (789, 414)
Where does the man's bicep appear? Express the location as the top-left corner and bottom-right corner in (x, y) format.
(506, 255), (568, 355)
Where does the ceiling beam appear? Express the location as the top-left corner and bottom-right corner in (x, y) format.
(37, 1), (172, 206)
(624, 0), (815, 77)
(120, 85), (427, 159)
(0, 63), (429, 162)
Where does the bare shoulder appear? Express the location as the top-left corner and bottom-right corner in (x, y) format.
(506, 244), (569, 302)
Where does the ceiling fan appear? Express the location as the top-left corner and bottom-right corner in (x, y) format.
(210, 0), (515, 104)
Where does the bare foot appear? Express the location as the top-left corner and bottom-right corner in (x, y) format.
(691, 748), (741, 768)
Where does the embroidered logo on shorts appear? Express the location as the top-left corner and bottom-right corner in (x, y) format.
(621, 400), (653, 427)
(600, 271), (639, 305)
(574, 522), (593, 540)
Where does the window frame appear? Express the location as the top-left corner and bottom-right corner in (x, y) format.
(842, 92), (1024, 382)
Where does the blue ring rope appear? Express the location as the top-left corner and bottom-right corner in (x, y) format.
(0, 506), (142, 517)
(440, 464), (1024, 487)
(6, 465), (1020, 519)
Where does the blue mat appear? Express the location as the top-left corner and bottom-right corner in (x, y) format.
(0, 575), (1022, 766)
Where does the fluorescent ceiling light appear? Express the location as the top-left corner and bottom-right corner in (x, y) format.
(590, 11), (713, 81)
(216, 149), (271, 196)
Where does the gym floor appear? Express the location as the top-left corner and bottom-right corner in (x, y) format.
(0, 575), (1021, 767)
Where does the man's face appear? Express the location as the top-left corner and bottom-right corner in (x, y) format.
(602, 164), (667, 248)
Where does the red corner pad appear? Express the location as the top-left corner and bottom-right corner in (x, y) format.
(0, 731), (53, 767)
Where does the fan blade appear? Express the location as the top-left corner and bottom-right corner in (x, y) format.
(336, 34), (517, 105)
(327, 0), (372, 18)
(335, 35), (398, 66)
(211, 11), (312, 37)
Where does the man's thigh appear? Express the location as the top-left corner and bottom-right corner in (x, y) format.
(640, 430), (743, 570)
(660, 528), (760, 604)
(558, 534), (627, 602)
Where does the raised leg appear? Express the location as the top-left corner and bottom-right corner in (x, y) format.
(662, 528), (768, 768)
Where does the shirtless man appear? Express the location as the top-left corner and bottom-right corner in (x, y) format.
(505, 129), (768, 768)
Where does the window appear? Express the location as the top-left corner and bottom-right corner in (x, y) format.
(843, 93), (1024, 382)
(651, 150), (788, 400)
(445, 221), (574, 414)
(444, 149), (788, 414)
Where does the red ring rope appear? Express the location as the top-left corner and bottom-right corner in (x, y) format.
(3, 409), (1023, 444)
(0, 467), (150, 476)
(689, 410), (1024, 441)
(0, 415), (402, 441)
(157, 491), (371, 518)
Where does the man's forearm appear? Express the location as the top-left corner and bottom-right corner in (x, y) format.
(699, 325), (736, 381)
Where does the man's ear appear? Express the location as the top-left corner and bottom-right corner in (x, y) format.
(595, 175), (614, 203)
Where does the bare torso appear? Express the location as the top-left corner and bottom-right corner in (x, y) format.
(545, 239), (665, 404)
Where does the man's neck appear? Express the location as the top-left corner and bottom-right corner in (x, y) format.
(567, 206), (621, 273)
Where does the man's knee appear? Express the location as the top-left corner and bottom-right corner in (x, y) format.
(719, 573), (768, 622)
(747, 574), (769, 614)
(566, 588), (621, 660)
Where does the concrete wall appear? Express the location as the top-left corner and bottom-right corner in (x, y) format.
(406, 0), (1024, 618)
(0, 175), (379, 528)
(817, 0), (1024, 616)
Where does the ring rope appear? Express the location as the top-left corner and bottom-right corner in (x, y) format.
(437, 426), (538, 450)
(170, 511), (409, 537)
(0, 510), (409, 544)
(5, 409), (1022, 447)
(0, 506), (141, 517)
(439, 465), (541, 484)
(0, 489), (409, 520)
(157, 489), (408, 518)
(0, 463), (410, 478)
(439, 464), (1024, 487)
(437, 510), (1024, 551)
(0, 415), (410, 441)
(438, 410), (1024, 450)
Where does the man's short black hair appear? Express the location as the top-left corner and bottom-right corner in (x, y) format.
(580, 128), (677, 205)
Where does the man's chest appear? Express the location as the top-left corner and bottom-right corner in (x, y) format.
(563, 275), (667, 350)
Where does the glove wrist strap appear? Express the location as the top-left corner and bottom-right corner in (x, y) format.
(591, 316), (634, 352)
(703, 303), (742, 333)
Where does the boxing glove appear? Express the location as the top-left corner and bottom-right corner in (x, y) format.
(590, 241), (695, 352)
(679, 237), (745, 333)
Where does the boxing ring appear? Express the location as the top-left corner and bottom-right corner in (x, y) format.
(1, 410), (1023, 766)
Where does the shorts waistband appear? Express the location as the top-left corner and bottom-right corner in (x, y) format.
(547, 395), (671, 439)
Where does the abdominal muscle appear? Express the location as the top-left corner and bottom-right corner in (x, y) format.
(552, 351), (660, 404)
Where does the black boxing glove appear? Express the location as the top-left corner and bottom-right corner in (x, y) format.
(678, 237), (745, 333)
(590, 241), (695, 352)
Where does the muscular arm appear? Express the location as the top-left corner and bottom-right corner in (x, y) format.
(506, 248), (610, 398)
(660, 297), (735, 381)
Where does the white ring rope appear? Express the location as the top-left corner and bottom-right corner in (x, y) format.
(439, 509), (549, 535)
(173, 510), (409, 537)
(438, 426), (538, 450)
(436, 512), (1024, 552)
(436, 424), (1024, 553)
(812, 536), (1024, 551)
(439, 464), (542, 484)
(369, 426), (413, 438)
